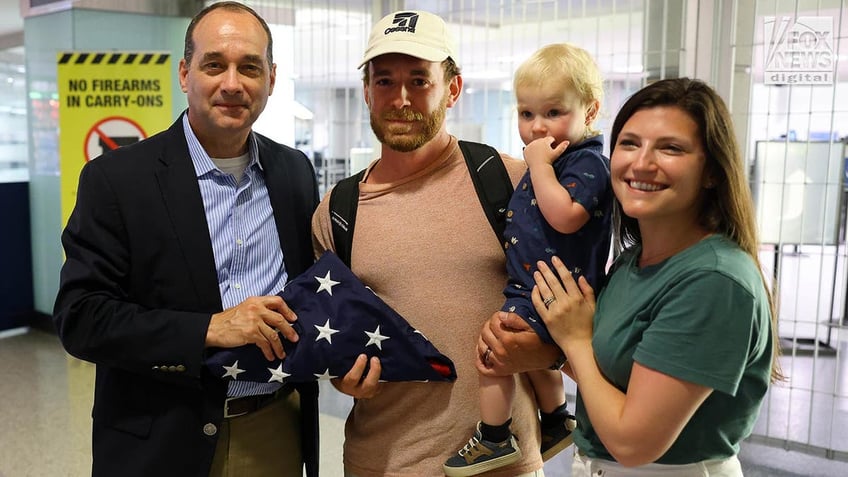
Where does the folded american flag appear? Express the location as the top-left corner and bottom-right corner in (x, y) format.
(206, 251), (457, 383)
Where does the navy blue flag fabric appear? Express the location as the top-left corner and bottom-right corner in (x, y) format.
(206, 251), (457, 383)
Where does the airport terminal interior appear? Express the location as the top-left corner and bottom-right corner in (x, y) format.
(1, 0), (848, 475)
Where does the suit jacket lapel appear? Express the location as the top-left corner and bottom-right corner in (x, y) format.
(258, 138), (303, 278)
(154, 119), (222, 311)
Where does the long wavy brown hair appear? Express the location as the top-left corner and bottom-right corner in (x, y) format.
(610, 78), (783, 382)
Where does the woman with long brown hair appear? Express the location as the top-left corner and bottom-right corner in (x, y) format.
(533, 77), (781, 476)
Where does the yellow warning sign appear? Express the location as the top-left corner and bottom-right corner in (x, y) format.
(58, 51), (173, 225)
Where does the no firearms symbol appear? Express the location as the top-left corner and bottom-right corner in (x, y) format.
(84, 116), (147, 162)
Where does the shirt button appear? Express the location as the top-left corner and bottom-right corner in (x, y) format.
(234, 283), (241, 289)
(203, 423), (217, 436)
(236, 239), (243, 246)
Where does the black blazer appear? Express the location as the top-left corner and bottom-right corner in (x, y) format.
(53, 116), (320, 477)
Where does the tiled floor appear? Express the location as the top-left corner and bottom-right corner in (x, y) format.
(1, 329), (847, 476)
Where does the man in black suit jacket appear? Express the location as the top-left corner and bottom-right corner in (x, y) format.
(53, 3), (319, 476)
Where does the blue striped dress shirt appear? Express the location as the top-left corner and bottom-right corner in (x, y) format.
(182, 114), (287, 397)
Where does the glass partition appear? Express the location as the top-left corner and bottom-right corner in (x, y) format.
(0, 46), (28, 183)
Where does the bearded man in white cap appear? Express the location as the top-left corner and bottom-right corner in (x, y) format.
(311, 10), (560, 477)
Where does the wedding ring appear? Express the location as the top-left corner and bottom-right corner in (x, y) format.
(543, 296), (556, 308)
(483, 347), (492, 364)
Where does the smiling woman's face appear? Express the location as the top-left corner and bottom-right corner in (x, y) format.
(611, 105), (709, 230)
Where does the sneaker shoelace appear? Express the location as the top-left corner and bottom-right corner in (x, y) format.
(458, 435), (483, 456)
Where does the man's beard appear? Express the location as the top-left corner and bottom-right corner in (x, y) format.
(370, 95), (448, 152)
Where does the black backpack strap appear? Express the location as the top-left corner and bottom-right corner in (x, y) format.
(458, 140), (514, 244)
(328, 169), (366, 267)
(329, 142), (512, 265)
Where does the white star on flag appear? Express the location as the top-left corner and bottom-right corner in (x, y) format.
(222, 360), (245, 379)
(315, 271), (340, 295)
(315, 318), (339, 343)
(268, 363), (290, 383)
(365, 325), (390, 350)
(314, 369), (337, 380)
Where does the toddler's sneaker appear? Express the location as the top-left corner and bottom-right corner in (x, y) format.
(443, 422), (522, 476)
(540, 413), (577, 461)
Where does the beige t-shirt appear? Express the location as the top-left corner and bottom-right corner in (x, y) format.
(312, 137), (542, 477)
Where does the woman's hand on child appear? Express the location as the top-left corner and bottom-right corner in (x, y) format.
(532, 256), (596, 348)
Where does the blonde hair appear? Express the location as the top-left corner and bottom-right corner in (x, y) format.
(514, 43), (604, 135)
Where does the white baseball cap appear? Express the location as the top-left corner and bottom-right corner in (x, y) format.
(359, 10), (458, 69)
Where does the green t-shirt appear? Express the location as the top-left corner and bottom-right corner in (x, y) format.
(574, 234), (773, 464)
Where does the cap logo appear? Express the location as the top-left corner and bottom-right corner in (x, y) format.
(384, 12), (419, 34)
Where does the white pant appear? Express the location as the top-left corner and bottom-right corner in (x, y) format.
(344, 469), (545, 477)
(572, 450), (743, 477)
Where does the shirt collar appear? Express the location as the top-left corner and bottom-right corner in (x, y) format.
(182, 112), (263, 178)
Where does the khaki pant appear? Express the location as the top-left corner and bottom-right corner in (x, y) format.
(210, 390), (302, 477)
